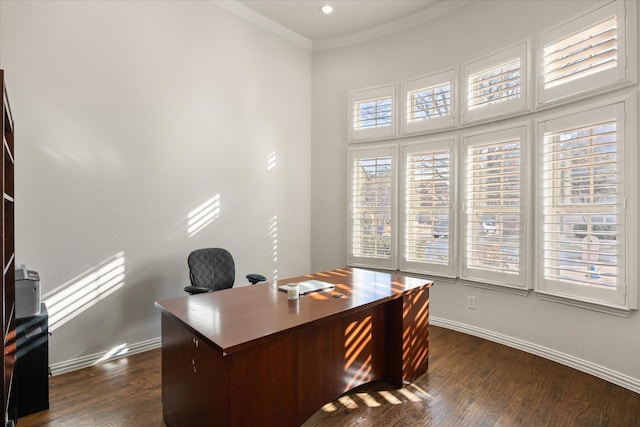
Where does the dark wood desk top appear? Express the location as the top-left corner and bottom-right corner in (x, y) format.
(155, 267), (431, 354)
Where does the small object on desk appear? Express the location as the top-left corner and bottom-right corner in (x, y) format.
(332, 293), (344, 298)
(278, 280), (335, 295)
(287, 283), (299, 300)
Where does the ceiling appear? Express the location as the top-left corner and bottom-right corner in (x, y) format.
(234, 0), (461, 49)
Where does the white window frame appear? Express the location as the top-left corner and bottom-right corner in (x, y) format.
(462, 40), (531, 124)
(401, 68), (457, 135)
(347, 145), (398, 270)
(349, 84), (398, 142)
(461, 124), (531, 290)
(400, 138), (457, 277)
(536, 0), (638, 108)
(534, 96), (637, 314)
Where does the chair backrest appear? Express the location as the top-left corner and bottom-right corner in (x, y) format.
(188, 248), (235, 292)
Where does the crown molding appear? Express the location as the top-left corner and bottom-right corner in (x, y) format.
(213, 1), (313, 50)
(313, 0), (471, 51)
(213, 1), (469, 52)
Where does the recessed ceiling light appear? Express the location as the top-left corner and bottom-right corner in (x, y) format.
(320, 5), (334, 15)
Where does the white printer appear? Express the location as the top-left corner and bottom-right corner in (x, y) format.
(15, 265), (42, 319)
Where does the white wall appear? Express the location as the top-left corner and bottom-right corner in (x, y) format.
(1, 0), (311, 366)
(311, 0), (640, 390)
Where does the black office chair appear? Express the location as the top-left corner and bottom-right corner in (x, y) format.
(184, 248), (266, 295)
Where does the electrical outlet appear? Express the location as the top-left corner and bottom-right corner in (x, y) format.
(467, 296), (476, 310)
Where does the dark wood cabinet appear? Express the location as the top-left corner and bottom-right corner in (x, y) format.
(1, 70), (16, 427)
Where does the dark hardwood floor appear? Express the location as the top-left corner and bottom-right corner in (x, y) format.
(19, 326), (640, 426)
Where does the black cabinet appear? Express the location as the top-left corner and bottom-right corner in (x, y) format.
(16, 304), (49, 418)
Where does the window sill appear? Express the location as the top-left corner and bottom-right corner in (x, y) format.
(535, 290), (633, 318)
(462, 280), (530, 297)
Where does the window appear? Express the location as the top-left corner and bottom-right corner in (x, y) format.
(536, 100), (636, 311)
(462, 125), (529, 289)
(348, 146), (397, 269)
(537, 0), (636, 106)
(543, 17), (617, 89)
(344, 1), (638, 314)
(349, 85), (398, 142)
(355, 97), (392, 129)
(402, 69), (456, 134)
(468, 59), (521, 110)
(401, 139), (455, 277)
(463, 41), (530, 123)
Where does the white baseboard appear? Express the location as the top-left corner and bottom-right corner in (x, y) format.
(50, 320), (640, 395)
(49, 337), (162, 376)
(431, 317), (640, 394)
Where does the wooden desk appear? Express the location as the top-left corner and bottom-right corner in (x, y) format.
(155, 267), (432, 426)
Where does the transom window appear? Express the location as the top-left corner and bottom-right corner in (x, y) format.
(543, 17), (617, 89)
(407, 83), (451, 122)
(349, 85), (397, 141)
(354, 97), (392, 130)
(468, 59), (521, 110)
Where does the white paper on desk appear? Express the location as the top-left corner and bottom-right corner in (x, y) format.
(278, 280), (335, 295)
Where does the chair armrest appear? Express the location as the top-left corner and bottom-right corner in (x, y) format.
(184, 286), (211, 295)
(246, 274), (267, 285)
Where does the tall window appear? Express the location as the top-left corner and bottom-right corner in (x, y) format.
(537, 101), (634, 310)
(401, 140), (455, 277)
(462, 125), (529, 288)
(348, 146), (396, 269)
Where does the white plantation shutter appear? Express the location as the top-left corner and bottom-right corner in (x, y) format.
(354, 96), (393, 130)
(543, 17), (617, 89)
(348, 147), (397, 269)
(402, 69), (456, 134)
(402, 140), (455, 276)
(462, 125), (528, 288)
(468, 59), (521, 110)
(537, 102), (631, 308)
(407, 84), (451, 122)
(349, 85), (398, 142)
(463, 42), (529, 124)
(537, 1), (635, 106)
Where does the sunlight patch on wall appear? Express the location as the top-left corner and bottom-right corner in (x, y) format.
(187, 194), (221, 237)
(267, 152), (277, 170)
(269, 215), (278, 280)
(44, 252), (126, 332)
